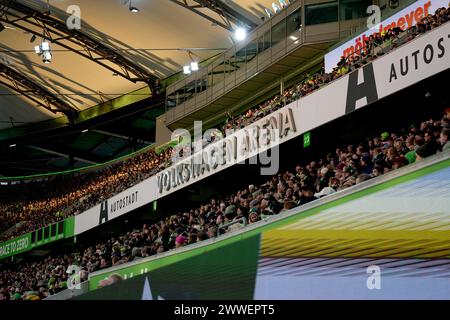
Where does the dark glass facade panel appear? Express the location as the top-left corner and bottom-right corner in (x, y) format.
(263, 30), (271, 50)
(287, 9), (302, 35)
(271, 19), (286, 46)
(37, 229), (43, 241)
(246, 40), (258, 62)
(305, 1), (338, 25)
(44, 226), (49, 239)
(51, 223), (57, 237)
(58, 221), (64, 235)
(340, 0), (371, 21)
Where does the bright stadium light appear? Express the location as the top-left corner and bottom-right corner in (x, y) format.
(183, 65), (191, 74)
(279, 0), (289, 8)
(190, 61), (199, 71)
(41, 41), (50, 51)
(129, 0), (140, 13)
(234, 27), (247, 41)
(129, 6), (139, 13)
(35, 40), (52, 63)
(42, 51), (52, 63)
(272, 3), (281, 13)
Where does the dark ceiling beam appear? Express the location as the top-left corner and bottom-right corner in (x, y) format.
(91, 129), (152, 145)
(0, 154), (63, 176)
(0, 164), (55, 176)
(0, 153), (59, 165)
(27, 145), (101, 165)
(111, 142), (134, 157)
(0, 96), (163, 176)
(88, 134), (116, 155)
(169, 0), (259, 31)
(0, 0), (159, 88)
(0, 62), (78, 123)
(98, 121), (156, 144)
(0, 95), (164, 148)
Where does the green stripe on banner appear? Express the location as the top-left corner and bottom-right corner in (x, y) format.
(64, 216), (75, 238)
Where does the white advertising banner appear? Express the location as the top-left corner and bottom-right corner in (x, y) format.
(74, 22), (450, 235)
(324, 0), (449, 73)
(74, 178), (158, 235)
(373, 22), (450, 98)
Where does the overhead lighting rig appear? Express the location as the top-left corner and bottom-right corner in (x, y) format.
(34, 39), (52, 64)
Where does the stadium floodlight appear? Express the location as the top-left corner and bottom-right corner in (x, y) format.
(35, 40), (52, 63)
(41, 41), (50, 51)
(272, 3), (281, 13)
(129, 0), (139, 13)
(42, 51), (52, 63)
(279, 0), (289, 8)
(234, 27), (247, 41)
(185, 50), (199, 73)
(190, 61), (199, 71)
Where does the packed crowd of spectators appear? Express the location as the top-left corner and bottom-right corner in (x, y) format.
(1, 108), (449, 300)
(0, 148), (173, 242)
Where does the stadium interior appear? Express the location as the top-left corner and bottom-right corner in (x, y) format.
(0, 0), (450, 302)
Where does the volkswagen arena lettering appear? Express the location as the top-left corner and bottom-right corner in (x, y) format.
(324, 0), (448, 72)
(73, 22), (450, 236)
(156, 108), (296, 195)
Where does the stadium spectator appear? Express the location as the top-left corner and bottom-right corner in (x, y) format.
(440, 129), (450, 151)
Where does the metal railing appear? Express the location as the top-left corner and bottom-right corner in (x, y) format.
(217, 216), (247, 236)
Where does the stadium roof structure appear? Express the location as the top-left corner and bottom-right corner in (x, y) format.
(0, 0), (273, 177)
